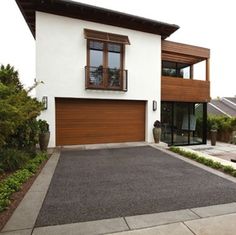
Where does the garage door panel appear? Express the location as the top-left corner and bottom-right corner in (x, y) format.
(56, 99), (145, 145)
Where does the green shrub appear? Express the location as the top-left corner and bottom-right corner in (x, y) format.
(25, 162), (38, 173)
(212, 161), (222, 169)
(169, 147), (236, 178)
(196, 157), (206, 164)
(202, 158), (214, 167)
(0, 152), (47, 212)
(0, 149), (30, 172)
(8, 118), (40, 156)
(232, 171), (236, 177)
(4, 178), (21, 192)
(0, 64), (43, 150)
(0, 198), (10, 212)
(24, 152), (47, 173)
(223, 165), (235, 174)
(38, 119), (49, 133)
(207, 115), (236, 142)
(13, 169), (33, 183)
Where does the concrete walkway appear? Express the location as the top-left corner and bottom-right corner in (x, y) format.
(1, 142), (236, 235)
(183, 141), (236, 169)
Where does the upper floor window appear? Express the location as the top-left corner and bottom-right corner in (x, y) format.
(84, 29), (130, 91)
(162, 61), (191, 79)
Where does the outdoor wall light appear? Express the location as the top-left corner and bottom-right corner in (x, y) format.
(42, 96), (48, 110)
(153, 100), (157, 111)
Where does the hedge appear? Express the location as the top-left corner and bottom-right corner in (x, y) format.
(169, 146), (236, 178)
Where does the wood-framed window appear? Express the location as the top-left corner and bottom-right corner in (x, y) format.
(162, 61), (191, 79)
(84, 29), (130, 91)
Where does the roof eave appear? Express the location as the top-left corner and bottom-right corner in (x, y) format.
(15, 0), (179, 39)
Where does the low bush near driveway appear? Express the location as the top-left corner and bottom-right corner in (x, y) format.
(169, 147), (236, 178)
(0, 149), (30, 172)
(0, 152), (47, 212)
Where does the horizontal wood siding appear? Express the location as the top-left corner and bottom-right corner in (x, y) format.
(162, 52), (203, 64)
(56, 99), (145, 145)
(161, 76), (210, 102)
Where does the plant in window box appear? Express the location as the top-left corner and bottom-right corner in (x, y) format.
(108, 68), (120, 87)
(38, 119), (50, 151)
(153, 120), (161, 143)
(91, 65), (103, 86)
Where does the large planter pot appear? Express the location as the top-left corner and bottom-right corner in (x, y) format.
(153, 127), (161, 143)
(211, 129), (217, 146)
(39, 132), (50, 151)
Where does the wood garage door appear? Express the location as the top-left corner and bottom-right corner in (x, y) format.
(55, 98), (145, 145)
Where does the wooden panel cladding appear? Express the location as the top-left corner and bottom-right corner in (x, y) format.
(161, 76), (210, 102)
(162, 40), (210, 59)
(56, 99), (145, 146)
(162, 52), (203, 65)
(84, 29), (130, 44)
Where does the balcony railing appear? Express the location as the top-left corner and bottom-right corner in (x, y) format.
(161, 76), (210, 102)
(85, 66), (128, 91)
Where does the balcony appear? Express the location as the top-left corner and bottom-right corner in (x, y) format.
(85, 66), (128, 91)
(161, 40), (210, 102)
(162, 76), (210, 102)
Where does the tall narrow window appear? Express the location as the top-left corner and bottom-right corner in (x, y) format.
(108, 43), (122, 88)
(84, 29), (129, 91)
(89, 41), (104, 87)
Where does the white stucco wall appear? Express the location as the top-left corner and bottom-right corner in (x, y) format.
(36, 12), (162, 147)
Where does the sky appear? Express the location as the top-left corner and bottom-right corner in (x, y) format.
(0, 0), (235, 98)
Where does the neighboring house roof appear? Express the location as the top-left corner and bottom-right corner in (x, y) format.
(207, 103), (226, 116)
(15, 0), (179, 39)
(208, 97), (236, 117)
(224, 97), (236, 105)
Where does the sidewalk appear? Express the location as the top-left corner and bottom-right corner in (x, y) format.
(1, 142), (236, 235)
(182, 141), (236, 170)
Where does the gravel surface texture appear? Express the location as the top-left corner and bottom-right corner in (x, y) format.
(35, 146), (236, 227)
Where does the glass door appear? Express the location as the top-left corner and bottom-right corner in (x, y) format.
(161, 102), (206, 146)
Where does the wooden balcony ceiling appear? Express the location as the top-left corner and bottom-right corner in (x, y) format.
(15, 0), (179, 39)
(162, 40), (210, 65)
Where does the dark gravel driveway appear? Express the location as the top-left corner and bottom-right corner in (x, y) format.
(36, 146), (236, 227)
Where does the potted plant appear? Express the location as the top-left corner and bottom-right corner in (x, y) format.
(210, 123), (218, 146)
(153, 120), (161, 143)
(38, 119), (50, 151)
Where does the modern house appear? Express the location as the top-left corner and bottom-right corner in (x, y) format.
(208, 97), (236, 117)
(16, 0), (210, 147)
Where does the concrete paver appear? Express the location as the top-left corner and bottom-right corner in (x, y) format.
(178, 146), (236, 169)
(107, 222), (194, 235)
(2, 142), (236, 235)
(185, 141), (236, 163)
(2, 191), (47, 232)
(33, 218), (129, 235)
(62, 142), (147, 151)
(125, 209), (199, 229)
(185, 213), (236, 235)
(0, 229), (32, 235)
(191, 202), (236, 218)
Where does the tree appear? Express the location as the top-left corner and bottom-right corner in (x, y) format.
(0, 64), (43, 150)
(0, 64), (23, 91)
